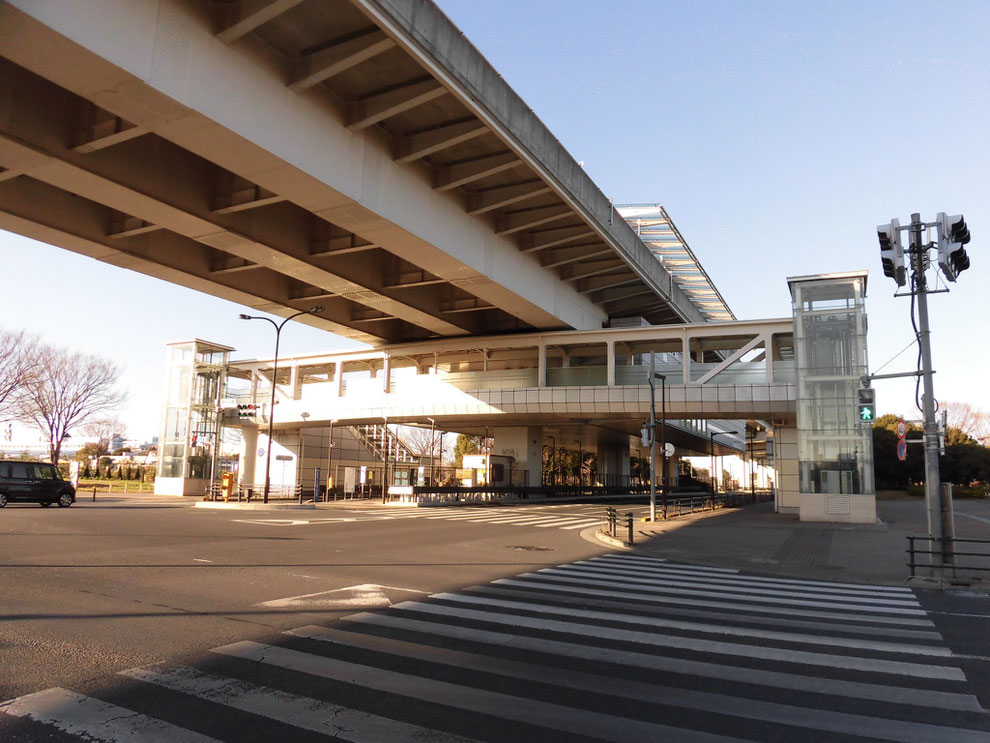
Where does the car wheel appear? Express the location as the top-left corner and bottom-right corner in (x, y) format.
(57, 493), (73, 508)
(40, 501), (52, 508)
(0, 493), (6, 507)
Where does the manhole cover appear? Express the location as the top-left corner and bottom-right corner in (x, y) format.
(510, 545), (552, 552)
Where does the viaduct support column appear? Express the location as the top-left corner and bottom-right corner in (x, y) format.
(238, 426), (259, 495)
(493, 426), (543, 487)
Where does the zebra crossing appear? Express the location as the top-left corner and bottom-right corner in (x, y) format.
(371, 503), (615, 531)
(3, 554), (988, 742)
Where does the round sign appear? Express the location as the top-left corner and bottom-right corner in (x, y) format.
(896, 420), (907, 439)
(897, 439), (907, 461)
(257, 447), (265, 457)
(662, 442), (676, 458)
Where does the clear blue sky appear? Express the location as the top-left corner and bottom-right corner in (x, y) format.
(1, 0), (988, 440)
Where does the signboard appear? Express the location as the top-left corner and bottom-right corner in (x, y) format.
(897, 439), (908, 461)
(314, 466), (321, 501)
(662, 442), (676, 458)
(275, 454), (292, 461)
(895, 420), (907, 438)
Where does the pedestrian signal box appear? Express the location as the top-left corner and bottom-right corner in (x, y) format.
(857, 388), (876, 422)
(237, 403), (259, 419)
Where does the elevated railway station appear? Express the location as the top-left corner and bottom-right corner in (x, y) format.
(0, 1), (876, 521)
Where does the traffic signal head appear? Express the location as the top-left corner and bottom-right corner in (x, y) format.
(876, 219), (906, 287)
(936, 212), (971, 282)
(856, 388), (876, 422)
(237, 403), (258, 419)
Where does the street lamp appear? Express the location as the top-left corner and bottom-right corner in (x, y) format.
(647, 355), (667, 521)
(238, 305), (324, 503)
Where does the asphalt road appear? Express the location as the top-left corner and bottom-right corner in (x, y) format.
(0, 496), (614, 702)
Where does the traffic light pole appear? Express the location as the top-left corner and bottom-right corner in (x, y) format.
(909, 213), (952, 572)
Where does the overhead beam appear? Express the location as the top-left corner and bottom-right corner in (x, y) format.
(467, 181), (551, 216)
(309, 236), (379, 257)
(290, 30), (396, 93)
(215, 0), (307, 43)
(542, 245), (611, 269)
(440, 298), (495, 314)
(72, 118), (147, 154)
(347, 78), (447, 131)
(212, 186), (284, 214)
(383, 270), (446, 289)
(495, 204), (572, 236)
(563, 258), (626, 282)
(520, 226), (594, 253)
(394, 119), (488, 164)
(596, 286), (655, 305)
(433, 152), (521, 192)
(578, 274), (638, 294)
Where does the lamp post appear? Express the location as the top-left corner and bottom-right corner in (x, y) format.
(238, 305), (324, 503)
(647, 355), (667, 521)
(426, 417), (436, 485)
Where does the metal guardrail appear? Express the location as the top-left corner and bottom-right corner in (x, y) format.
(602, 507), (634, 544)
(907, 536), (990, 580)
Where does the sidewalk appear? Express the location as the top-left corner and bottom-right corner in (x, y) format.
(626, 497), (990, 586)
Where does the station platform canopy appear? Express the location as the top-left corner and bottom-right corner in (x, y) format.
(615, 205), (735, 323)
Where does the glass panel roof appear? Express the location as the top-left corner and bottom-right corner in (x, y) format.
(615, 204), (735, 321)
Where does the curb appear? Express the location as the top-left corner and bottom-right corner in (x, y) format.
(594, 530), (633, 549)
(194, 502), (317, 511)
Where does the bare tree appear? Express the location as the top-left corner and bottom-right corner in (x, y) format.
(18, 347), (126, 463)
(0, 328), (40, 421)
(79, 417), (127, 460)
(398, 424), (444, 459)
(942, 401), (990, 444)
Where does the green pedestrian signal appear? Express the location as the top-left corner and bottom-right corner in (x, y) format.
(857, 388), (875, 423)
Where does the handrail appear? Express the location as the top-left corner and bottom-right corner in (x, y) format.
(907, 535), (990, 580)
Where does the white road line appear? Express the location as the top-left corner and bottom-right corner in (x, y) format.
(212, 641), (748, 743)
(535, 518), (602, 528)
(193, 558), (214, 563)
(0, 687), (220, 742)
(429, 592), (949, 655)
(474, 585), (944, 641)
(121, 665), (478, 743)
(489, 579), (937, 630)
(560, 520), (609, 530)
(291, 625), (986, 743)
(395, 600), (963, 679)
(956, 510), (990, 526)
(597, 555), (737, 573)
(504, 573), (935, 627)
(591, 555), (916, 594)
(532, 569), (928, 615)
(341, 612), (980, 711)
(578, 562), (922, 603)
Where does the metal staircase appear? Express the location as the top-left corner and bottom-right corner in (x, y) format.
(351, 424), (419, 465)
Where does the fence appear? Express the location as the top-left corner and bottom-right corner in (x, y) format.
(907, 536), (990, 581)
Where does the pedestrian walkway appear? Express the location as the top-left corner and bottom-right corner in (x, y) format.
(364, 503), (615, 532)
(3, 554), (988, 742)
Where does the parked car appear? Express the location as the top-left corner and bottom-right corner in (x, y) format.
(0, 461), (76, 507)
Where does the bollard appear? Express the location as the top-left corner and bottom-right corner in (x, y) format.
(626, 512), (634, 545)
(92, 486), (96, 502)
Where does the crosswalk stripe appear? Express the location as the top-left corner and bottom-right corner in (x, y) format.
(289, 625), (986, 743)
(499, 574), (936, 626)
(212, 641), (748, 743)
(484, 581), (942, 637)
(530, 568), (929, 615)
(121, 665), (479, 743)
(431, 591), (949, 655)
(341, 610), (981, 711)
(0, 687), (220, 742)
(553, 564), (923, 607)
(394, 599), (964, 679)
(589, 555), (918, 596)
(534, 518), (601, 527)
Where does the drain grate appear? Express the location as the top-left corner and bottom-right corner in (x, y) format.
(510, 545), (552, 552)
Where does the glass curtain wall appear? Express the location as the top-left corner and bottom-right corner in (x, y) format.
(157, 341), (230, 483)
(790, 274), (874, 496)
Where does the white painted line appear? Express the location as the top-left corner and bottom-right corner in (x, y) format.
(534, 568), (927, 615)
(472, 516), (564, 525)
(212, 641), (747, 743)
(429, 592), (949, 656)
(0, 687), (220, 742)
(535, 518), (602, 528)
(580, 560), (921, 601)
(593, 555), (915, 594)
(491, 578), (936, 629)
(560, 520), (607, 530)
(291, 625), (986, 742)
(260, 583), (428, 609)
(121, 665), (478, 743)
(395, 601), (963, 679)
(341, 612), (979, 711)
(955, 511), (990, 526)
(193, 558), (214, 563)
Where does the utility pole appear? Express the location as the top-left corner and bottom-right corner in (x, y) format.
(909, 213), (948, 567)
(876, 211), (972, 575)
